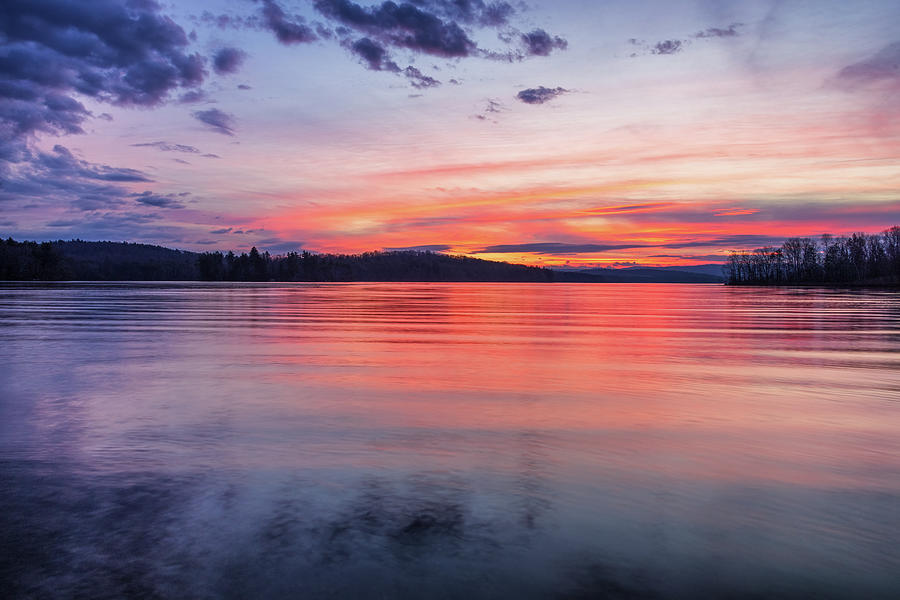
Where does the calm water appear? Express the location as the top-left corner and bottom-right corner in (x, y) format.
(1, 283), (898, 599)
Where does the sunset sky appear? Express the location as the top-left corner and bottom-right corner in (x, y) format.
(2, 0), (899, 267)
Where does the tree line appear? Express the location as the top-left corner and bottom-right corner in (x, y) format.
(195, 248), (556, 282)
(6, 231), (898, 284)
(0, 238), (198, 280)
(726, 226), (900, 285)
(0, 238), (557, 282)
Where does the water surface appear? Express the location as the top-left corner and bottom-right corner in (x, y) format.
(1, 283), (898, 598)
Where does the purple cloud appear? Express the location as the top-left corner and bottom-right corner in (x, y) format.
(193, 108), (236, 136)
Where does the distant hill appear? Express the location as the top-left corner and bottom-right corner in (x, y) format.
(565, 266), (724, 283)
(1, 238), (724, 283)
(55, 240), (198, 280)
(1, 238), (556, 282)
(632, 264), (726, 278)
(0, 238), (198, 281)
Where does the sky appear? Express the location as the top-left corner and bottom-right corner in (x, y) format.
(2, 0), (899, 268)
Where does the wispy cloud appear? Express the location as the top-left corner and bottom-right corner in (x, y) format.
(480, 242), (645, 254)
(132, 142), (201, 154)
(383, 244), (451, 252)
(694, 23), (742, 39)
(131, 191), (185, 209)
(193, 109), (236, 136)
(516, 86), (568, 104)
(213, 47), (247, 75)
(837, 42), (900, 88)
(652, 40), (683, 55)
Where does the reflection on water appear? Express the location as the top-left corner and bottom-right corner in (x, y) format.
(1, 283), (898, 598)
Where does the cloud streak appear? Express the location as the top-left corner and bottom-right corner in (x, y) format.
(193, 108), (236, 136)
(132, 142), (201, 154)
(516, 86), (568, 104)
(0, 145), (151, 210)
(694, 23), (742, 39)
(131, 191), (185, 209)
(837, 42), (900, 87)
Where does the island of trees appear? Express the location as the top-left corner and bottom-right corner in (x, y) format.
(726, 226), (900, 285)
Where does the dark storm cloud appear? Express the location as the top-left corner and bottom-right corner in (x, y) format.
(131, 191), (185, 208)
(132, 141), (201, 154)
(516, 86), (568, 104)
(193, 108), (236, 136)
(652, 40), (683, 55)
(837, 42), (900, 86)
(210, 227), (233, 234)
(213, 47), (247, 75)
(521, 29), (568, 56)
(261, 0), (319, 44)
(238, 84), (252, 90)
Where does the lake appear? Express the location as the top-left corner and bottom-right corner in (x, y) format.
(1, 283), (898, 599)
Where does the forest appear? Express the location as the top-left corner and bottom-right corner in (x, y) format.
(0, 238), (559, 282)
(0, 239), (198, 281)
(4, 228), (898, 284)
(726, 227), (900, 285)
(194, 247), (558, 282)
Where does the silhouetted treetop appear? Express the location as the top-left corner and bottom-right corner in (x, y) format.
(726, 226), (899, 285)
(0, 239), (556, 282)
